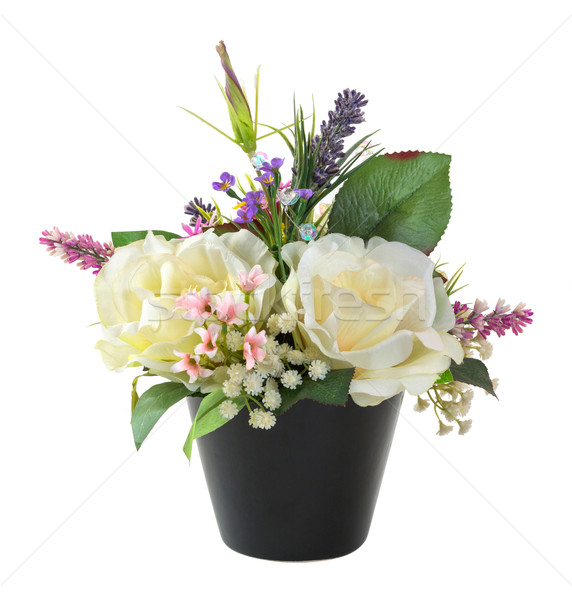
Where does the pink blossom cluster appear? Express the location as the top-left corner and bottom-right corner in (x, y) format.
(39, 227), (114, 274)
(452, 298), (534, 342)
(171, 266), (269, 382)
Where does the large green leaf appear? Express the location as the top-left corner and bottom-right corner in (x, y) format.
(183, 390), (246, 461)
(111, 230), (181, 248)
(328, 151), (452, 253)
(450, 358), (498, 398)
(275, 368), (355, 415)
(131, 382), (189, 450)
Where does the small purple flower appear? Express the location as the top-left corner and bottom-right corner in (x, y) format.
(235, 204), (259, 223)
(212, 172), (236, 192)
(234, 190), (267, 223)
(260, 157), (284, 172)
(254, 172), (275, 187)
(293, 188), (314, 199)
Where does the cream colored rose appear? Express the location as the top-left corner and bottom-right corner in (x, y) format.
(94, 230), (278, 389)
(281, 234), (463, 405)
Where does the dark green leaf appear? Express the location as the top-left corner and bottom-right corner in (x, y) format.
(327, 152), (452, 254)
(183, 390), (245, 461)
(275, 368), (355, 415)
(450, 358), (498, 398)
(131, 382), (189, 450)
(111, 230), (181, 248)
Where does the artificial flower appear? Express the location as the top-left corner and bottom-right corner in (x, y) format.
(281, 233), (464, 405)
(243, 326), (267, 370)
(94, 229), (277, 390)
(171, 351), (213, 382)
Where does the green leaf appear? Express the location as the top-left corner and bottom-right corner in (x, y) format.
(131, 382), (189, 450)
(275, 368), (355, 415)
(434, 369), (453, 386)
(111, 230), (181, 248)
(183, 391), (245, 461)
(327, 152), (452, 254)
(450, 358), (498, 398)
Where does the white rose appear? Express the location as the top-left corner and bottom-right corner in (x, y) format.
(94, 230), (277, 389)
(281, 234), (463, 405)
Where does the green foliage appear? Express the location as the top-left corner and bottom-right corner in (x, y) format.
(450, 358), (498, 398)
(275, 368), (355, 415)
(131, 382), (189, 450)
(434, 369), (453, 385)
(111, 230), (181, 248)
(183, 391), (246, 461)
(328, 152), (452, 254)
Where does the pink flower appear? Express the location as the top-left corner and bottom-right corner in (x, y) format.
(238, 265), (270, 292)
(39, 227), (114, 274)
(215, 292), (249, 325)
(181, 215), (217, 238)
(195, 323), (221, 358)
(174, 287), (214, 325)
(243, 326), (267, 370)
(171, 351), (213, 382)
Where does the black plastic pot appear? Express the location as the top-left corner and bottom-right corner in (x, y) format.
(188, 393), (403, 561)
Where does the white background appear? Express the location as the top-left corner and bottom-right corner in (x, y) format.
(1, 1), (571, 598)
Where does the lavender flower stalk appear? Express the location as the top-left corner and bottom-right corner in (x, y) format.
(310, 89), (368, 188)
(452, 299), (534, 342)
(184, 197), (215, 226)
(39, 227), (114, 274)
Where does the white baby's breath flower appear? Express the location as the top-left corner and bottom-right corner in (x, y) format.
(463, 345), (475, 358)
(227, 363), (246, 383)
(226, 330), (243, 352)
(308, 360), (330, 381)
(222, 378), (242, 398)
(243, 372), (264, 396)
(441, 402), (458, 422)
(268, 356), (284, 377)
(457, 393), (472, 417)
(277, 313), (297, 334)
(249, 408), (276, 430)
(263, 389), (282, 411)
(286, 350), (306, 365)
(266, 314), (282, 336)
(413, 397), (430, 412)
(264, 335), (279, 355)
(277, 343), (293, 356)
(219, 399), (239, 420)
(477, 337), (494, 360)
(265, 377), (278, 392)
(249, 409), (263, 428)
(255, 358), (274, 379)
(458, 419), (473, 435)
(437, 421), (454, 436)
(281, 369), (302, 390)
(452, 381), (470, 394)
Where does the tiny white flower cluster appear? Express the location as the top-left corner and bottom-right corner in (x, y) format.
(215, 312), (333, 430)
(266, 312), (297, 336)
(462, 333), (494, 360)
(414, 379), (495, 436)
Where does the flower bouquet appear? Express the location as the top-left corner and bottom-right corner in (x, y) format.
(40, 41), (533, 561)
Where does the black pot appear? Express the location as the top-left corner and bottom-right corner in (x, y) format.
(188, 393), (403, 561)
